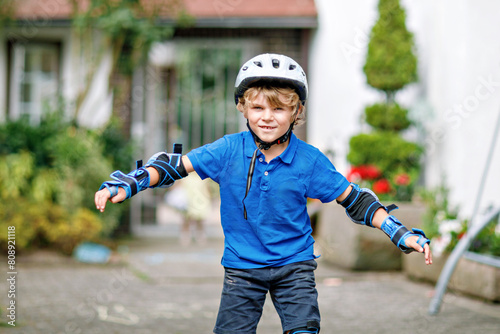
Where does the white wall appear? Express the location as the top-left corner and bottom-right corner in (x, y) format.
(309, 0), (500, 217)
(419, 0), (500, 217)
(308, 0), (380, 174)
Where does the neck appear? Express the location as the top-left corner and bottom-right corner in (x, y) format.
(259, 139), (289, 162)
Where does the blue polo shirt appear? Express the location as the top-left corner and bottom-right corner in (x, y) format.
(186, 131), (350, 269)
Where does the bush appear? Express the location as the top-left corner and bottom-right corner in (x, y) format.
(348, 0), (421, 201)
(0, 111), (133, 253)
(363, 0), (417, 95)
(348, 132), (422, 173)
(421, 185), (500, 257)
(364, 103), (411, 131)
(38, 208), (104, 255)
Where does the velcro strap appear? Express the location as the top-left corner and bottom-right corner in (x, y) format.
(392, 225), (410, 245)
(386, 204), (398, 212)
(111, 170), (139, 197)
(146, 144), (187, 189)
(105, 167), (150, 200)
(150, 159), (182, 187)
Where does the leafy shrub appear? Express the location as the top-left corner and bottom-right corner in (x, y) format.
(470, 218), (500, 257)
(364, 103), (411, 131)
(348, 132), (422, 173)
(37, 208), (104, 255)
(421, 185), (500, 257)
(0, 111), (133, 253)
(348, 0), (421, 201)
(363, 0), (417, 94)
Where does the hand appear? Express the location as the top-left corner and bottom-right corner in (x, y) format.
(94, 187), (126, 213)
(405, 235), (433, 265)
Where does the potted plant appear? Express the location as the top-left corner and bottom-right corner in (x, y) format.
(404, 184), (500, 302)
(317, 0), (424, 270)
(348, 0), (422, 201)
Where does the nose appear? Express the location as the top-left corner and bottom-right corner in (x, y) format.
(261, 108), (273, 121)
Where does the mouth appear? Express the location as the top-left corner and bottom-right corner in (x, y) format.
(259, 125), (277, 131)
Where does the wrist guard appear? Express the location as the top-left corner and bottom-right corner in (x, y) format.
(145, 143), (188, 188)
(381, 215), (430, 253)
(99, 143), (187, 201)
(338, 183), (397, 227)
(99, 166), (151, 202)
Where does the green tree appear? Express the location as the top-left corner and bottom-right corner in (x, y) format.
(348, 0), (421, 201)
(363, 0), (417, 103)
(70, 0), (192, 128)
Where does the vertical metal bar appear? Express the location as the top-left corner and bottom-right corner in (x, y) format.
(429, 106), (500, 315)
(469, 108), (500, 228)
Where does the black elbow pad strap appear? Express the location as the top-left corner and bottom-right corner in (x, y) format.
(145, 143), (187, 188)
(338, 183), (397, 227)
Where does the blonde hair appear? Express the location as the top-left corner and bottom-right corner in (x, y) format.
(236, 86), (306, 127)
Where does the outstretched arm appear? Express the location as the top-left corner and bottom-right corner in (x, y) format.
(95, 154), (194, 213)
(95, 166), (160, 212)
(336, 184), (433, 265)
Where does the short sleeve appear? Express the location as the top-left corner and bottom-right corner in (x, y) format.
(306, 153), (350, 203)
(186, 136), (231, 183)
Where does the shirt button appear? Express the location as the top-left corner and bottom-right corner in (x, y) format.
(264, 171), (269, 176)
(259, 158), (263, 162)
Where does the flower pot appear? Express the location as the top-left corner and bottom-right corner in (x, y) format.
(316, 201), (426, 271)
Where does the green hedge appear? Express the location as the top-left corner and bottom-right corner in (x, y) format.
(0, 112), (133, 254)
(347, 132), (422, 173)
(364, 103), (411, 131)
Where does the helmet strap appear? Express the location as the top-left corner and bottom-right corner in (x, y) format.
(246, 120), (294, 151)
(242, 120), (294, 220)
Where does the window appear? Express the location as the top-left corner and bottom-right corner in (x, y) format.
(9, 42), (60, 124)
(161, 44), (248, 150)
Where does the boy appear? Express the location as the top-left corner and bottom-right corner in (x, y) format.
(95, 53), (432, 334)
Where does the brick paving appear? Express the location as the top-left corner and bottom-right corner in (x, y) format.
(2, 237), (500, 333)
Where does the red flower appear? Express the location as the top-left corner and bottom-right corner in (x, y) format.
(346, 170), (362, 182)
(373, 178), (391, 194)
(395, 173), (411, 186)
(347, 165), (381, 181)
(359, 165), (382, 180)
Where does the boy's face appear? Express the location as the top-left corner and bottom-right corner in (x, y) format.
(244, 92), (295, 145)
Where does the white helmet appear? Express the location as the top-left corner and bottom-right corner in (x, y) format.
(234, 53), (308, 105)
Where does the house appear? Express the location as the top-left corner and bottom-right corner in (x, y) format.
(1, 0), (499, 235)
(0, 0), (318, 235)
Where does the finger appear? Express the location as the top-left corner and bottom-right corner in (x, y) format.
(95, 189), (110, 212)
(424, 244), (433, 265)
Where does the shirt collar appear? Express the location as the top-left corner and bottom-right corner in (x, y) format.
(279, 133), (297, 164)
(243, 131), (298, 164)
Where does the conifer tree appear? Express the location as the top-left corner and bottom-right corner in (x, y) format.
(363, 0), (417, 103)
(348, 0), (421, 201)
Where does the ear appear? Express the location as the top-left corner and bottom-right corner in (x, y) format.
(292, 104), (303, 123)
(237, 101), (247, 117)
